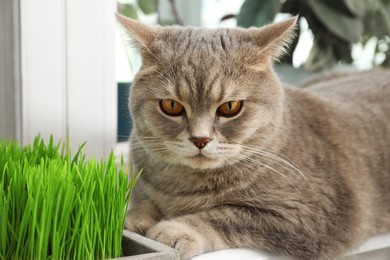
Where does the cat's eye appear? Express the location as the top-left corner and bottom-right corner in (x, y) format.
(159, 99), (185, 116)
(217, 101), (243, 117)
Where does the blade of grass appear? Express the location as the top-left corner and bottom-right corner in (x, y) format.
(0, 135), (140, 259)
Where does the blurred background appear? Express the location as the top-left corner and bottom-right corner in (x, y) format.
(1, 0), (389, 158)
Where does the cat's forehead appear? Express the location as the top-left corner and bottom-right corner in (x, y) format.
(120, 15), (297, 77)
(135, 30), (258, 113)
(135, 26), (265, 109)
(152, 27), (249, 59)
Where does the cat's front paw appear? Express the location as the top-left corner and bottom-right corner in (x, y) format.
(146, 220), (206, 259)
(125, 210), (158, 235)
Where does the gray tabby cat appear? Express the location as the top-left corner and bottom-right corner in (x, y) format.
(117, 15), (390, 259)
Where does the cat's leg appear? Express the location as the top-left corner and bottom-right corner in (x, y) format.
(125, 199), (160, 235)
(146, 211), (230, 259)
(146, 205), (323, 260)
(146, 206), (255, 259)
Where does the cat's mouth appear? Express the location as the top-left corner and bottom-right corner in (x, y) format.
(185, 153), (220, 169)
(193, 154), (212, 160)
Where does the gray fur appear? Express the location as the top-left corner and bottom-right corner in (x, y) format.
(117, 15), (390, 259)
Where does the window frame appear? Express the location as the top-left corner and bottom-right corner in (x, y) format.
(19, 0), (117, 158)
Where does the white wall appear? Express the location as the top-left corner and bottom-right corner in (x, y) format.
(20, 0), (117, 158)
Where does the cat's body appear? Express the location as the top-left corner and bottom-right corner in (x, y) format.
(117, 15), (390, 259)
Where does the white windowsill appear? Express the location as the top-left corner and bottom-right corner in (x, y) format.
(193, 233), (390, 260)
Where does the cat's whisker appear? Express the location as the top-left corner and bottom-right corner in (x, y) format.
(233, 153), (298, 191)
(130, 138), (166, 144)
(130, 139), (191, 168)
(130, 139), (164, 144)
(227, 142), (311, 187)
(255, 147), (305, 176)
(129, 143), (165, 150)
(164, 153), (182, 170)
(225, 159), (260, 184)
(130, 144), (169, 155)
(154, 69), (175, 89)
(239, 145), (312, 188)
(126, 30), (176, 87)
(136, 136), (167, 140)
(160, 52), (178, 81)
(131, 138), (310, 189)
(241, 150), (303, 186)
(125, 36), (175, 88)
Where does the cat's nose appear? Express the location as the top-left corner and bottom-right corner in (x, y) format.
(189, 136), (212, 149)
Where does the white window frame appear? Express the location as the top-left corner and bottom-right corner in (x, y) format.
(20, 0), (117, 158)
(0, 0), (21, 140)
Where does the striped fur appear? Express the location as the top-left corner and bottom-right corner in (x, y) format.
(117, 15), (390, 259)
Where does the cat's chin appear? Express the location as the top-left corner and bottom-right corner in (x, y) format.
(180, 155), (224, 170)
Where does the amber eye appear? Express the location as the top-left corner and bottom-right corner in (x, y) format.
(159, 99), (185, 116)
(217, 101), (243, 117)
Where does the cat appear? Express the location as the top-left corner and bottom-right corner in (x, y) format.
(117, 14), (390, 260)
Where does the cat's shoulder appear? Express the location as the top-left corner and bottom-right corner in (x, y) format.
(289, 68), (390, 101)
(282, 68), (390, 117)
(301, 68), (390, 91)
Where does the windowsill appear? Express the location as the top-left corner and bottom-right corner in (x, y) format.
(193, 233), (390, 260)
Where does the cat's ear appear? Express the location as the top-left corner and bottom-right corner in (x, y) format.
(250, 16), (298, 62)
(116, 14), (157, 58)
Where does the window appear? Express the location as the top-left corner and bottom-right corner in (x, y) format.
(19, 0), (116, 158)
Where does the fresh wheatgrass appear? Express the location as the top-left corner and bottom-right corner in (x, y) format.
(0, 135), (141, 259)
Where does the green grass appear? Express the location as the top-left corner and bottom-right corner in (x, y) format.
(0, 135), (140, 259)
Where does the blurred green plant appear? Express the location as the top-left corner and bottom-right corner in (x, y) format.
(118, 0), (157, 20)
(234, 0), (390, 70)
(117, 0), (182, 25)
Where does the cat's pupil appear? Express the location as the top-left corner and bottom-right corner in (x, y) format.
(228, 102), (233, 111)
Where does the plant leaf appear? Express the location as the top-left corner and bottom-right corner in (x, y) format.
(237, 0), (281, 28)
(377, 1), (390, 35)
(304, 39), (336, 71)
(118, 3), (138, 20)
(307, 0), (363, 42)
(343, 0), (370, 17)
(137, 0), (157, 15)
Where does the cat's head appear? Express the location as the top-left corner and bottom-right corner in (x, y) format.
(117, 15), (297, 170)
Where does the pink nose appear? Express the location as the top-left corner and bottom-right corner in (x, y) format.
(189, 137), (212, 149)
